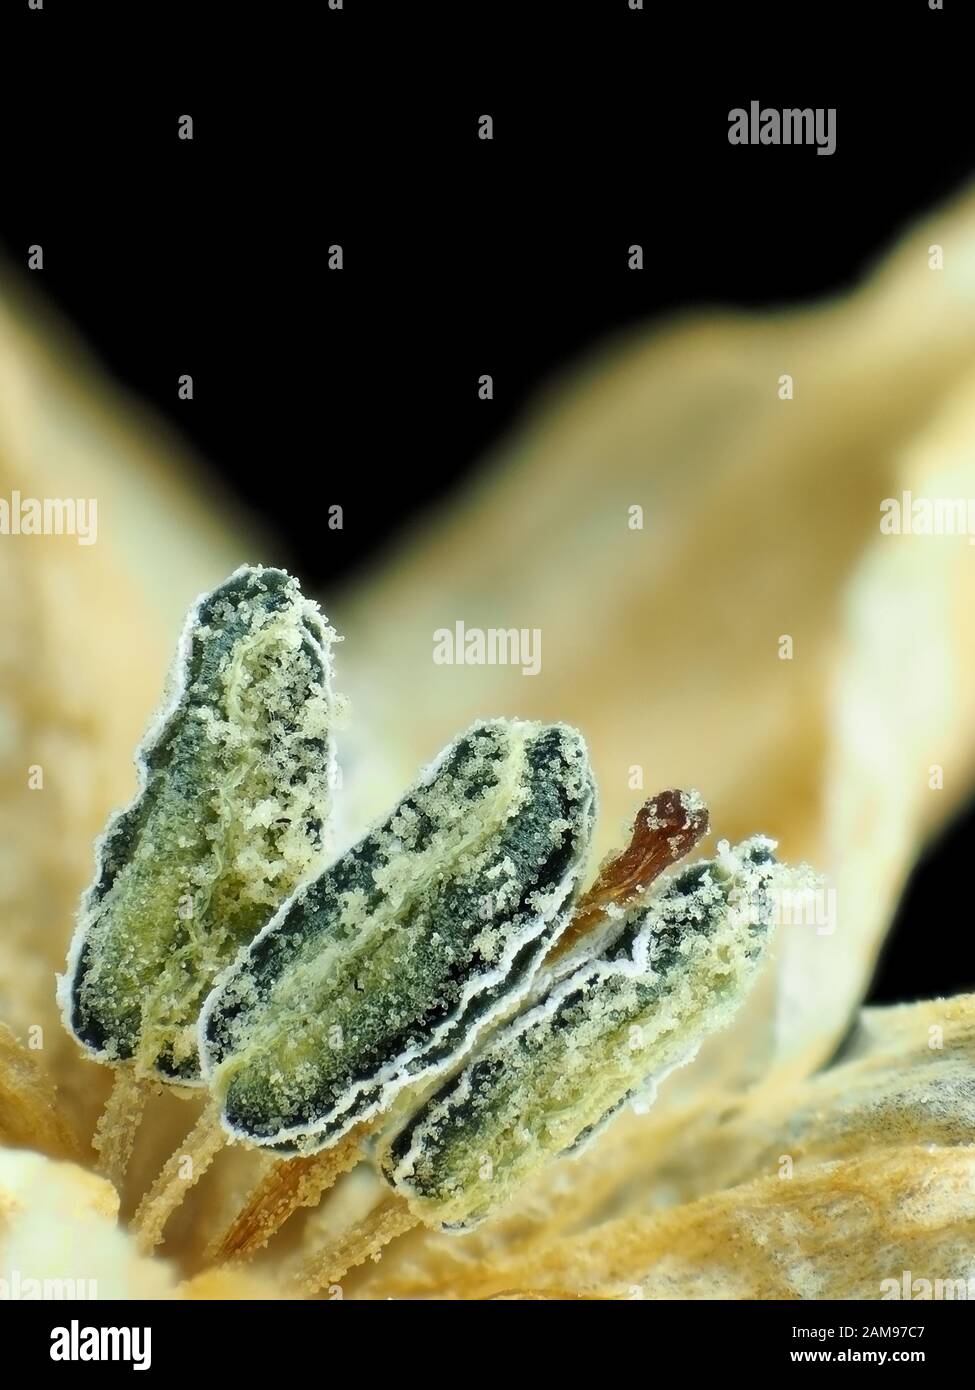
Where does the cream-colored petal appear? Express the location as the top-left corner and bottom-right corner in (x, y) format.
(342, 992), (975, 1298)
(375, 1146), (975, 1301)
(335, 187), (975, 1091)
(0, 1148), (173, 1299)
(0, 265), (262, 1140)
(4, 189), (975, 1296)
(0, 1023), (81, 1160)
(617, 991), (975, 1209)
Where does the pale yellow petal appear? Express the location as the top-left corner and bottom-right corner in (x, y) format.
(336, 186), (975, 1090)
(344, 993), (975, 1298)
(0, 1148), (173, 1299)
(0, 264), (263, 1141)
(0, 1022), (81, 1160)
(353, 1146), (975, 1301)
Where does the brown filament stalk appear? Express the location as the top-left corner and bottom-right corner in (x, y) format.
(207, 1124), (371, 1264)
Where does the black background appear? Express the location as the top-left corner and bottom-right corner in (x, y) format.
(1, 0), (972, 1005)
(8, 1295), (971, 1369)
